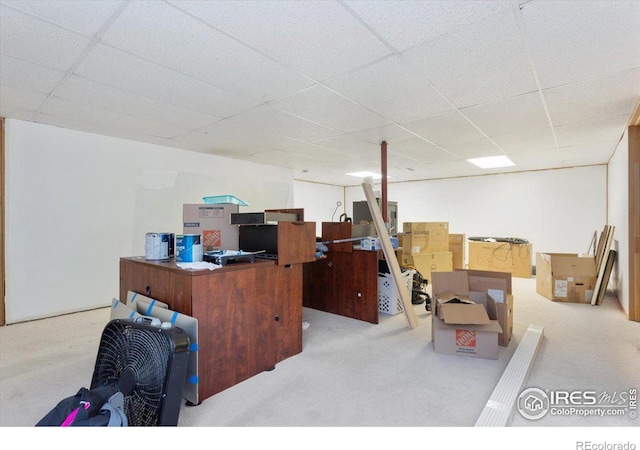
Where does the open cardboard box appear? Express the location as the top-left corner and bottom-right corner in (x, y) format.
(431, 271), (510, 359)
(431, 269), (514, 359)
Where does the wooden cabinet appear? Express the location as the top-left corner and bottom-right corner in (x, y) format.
(120, 257), (302, 402)
(303, 250), (379, 324)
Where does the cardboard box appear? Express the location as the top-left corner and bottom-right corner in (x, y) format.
(449, 233), (466, 269)
(183, 204), (239, 252)
(431, 271), (505, 359)
(433, 269), (513, 347)
(361, 236), (399, 251)
(536, 253), (597, 303)
(468, 240), (532, 278)
(402, 222), (449, 254)
(402, 252), (453, 282)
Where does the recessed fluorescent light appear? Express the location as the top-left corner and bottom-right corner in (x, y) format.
(467, 155), (515, 169)
(346, 171), (385, 179)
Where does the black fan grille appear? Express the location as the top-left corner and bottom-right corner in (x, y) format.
(92, 321), (173, 426)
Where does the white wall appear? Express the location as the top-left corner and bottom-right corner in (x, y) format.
(5, 119), (294, 324)
(607, 130), (630, 315)
(344, 166), (607, 269)
(293, 181), (345, 236)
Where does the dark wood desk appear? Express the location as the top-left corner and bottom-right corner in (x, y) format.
(120, 256), (302, 402)
(303, 249), (379, 324)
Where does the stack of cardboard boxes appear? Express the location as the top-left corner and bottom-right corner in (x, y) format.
(431, 269), (514, 359)
(401, 222), (466, 280)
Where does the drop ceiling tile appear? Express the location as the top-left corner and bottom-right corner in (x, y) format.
(199, 104), (341, 144)
(33, 111), (163, 144)
(544, 69), (640, 126)
(462, 92), (550, 137)
(389, 138), (458, 164)
(285, 143), (361, 164)
(38, 96), (189, 139)
(402, 10), (537, 108)
(559, 141), (619, 166)
(402, 110), (487, 146)
(241, 149), (327, 170)
(0, 105), (35, 121)
(101, 0), (314, 102)
(0, 4), (92, 71)
(441, 137), (504, 159)
(0, 84), (47, 111)
(554, 115), (629, 147)
(314, 133), (384, 159)
(345, 0), (510, 52)
(271, 85), (391, 133)
(184, 115), (308, 151)
(171, 0), (391, 82)
(429, 160), (486, 178)
(75, 44), (260, 118)
(346, 124), (419, 145)
(0, 54), (65, 94)
(2, 0), (123, 37)
(507, 148), (563, 171)
(521, 0), (640, 89)
(491, 127), (557, 154)
(325, 55), (454, 123)
(53, 75), (221, 130)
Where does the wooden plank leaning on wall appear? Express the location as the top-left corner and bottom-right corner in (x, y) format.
(1, 117), (5, 326)
(629, 106), (639, 321)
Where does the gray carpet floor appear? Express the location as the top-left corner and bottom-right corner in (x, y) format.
(1, 277), (638, 445)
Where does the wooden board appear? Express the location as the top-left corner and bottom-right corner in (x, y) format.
(362, 182), (419, 329)
(592, 226), (615, 305)
(593, 250), (617, 306)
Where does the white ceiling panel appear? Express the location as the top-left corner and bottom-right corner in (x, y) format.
(0, 105), (34, 122)
(345, 124), (420, 146)
(559, 141), (620, 166)
(0, 84), (47, 111)
(462, 92), (549, 137)
(325, 54), (454, 123)
(402, 111), (487, 146)
(0, 4), (91, 71)
(441, 138), (505, 160)
(402, 9), (538, 108)
(100, 0), (314, 102)
(33, 111), (164, 144)
(521, 0), (640, 89)
(554, 115), (630, 147)
(0, 54), (65, 94)
(1, 0), (124, 37)
(508, 148), (563, 171)
(199, 104), (341, 144)
(388, 139), (458, 164)
(345, 0), (510, 52)
(171, 0), (391, 82)
(38, 96), (189, 139)
(285, 142), (361, 164)
(491, 128), (557, 154)
(271, 85), (392, 133)
(75, 44), (260, 118)
(544, 69), (640, 126)
(1, 1), (637, 186)
(53, 75), (221, 130)
(314, 133), (386, 160)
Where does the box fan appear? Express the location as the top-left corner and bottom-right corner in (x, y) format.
(90, 318), (190, 426)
